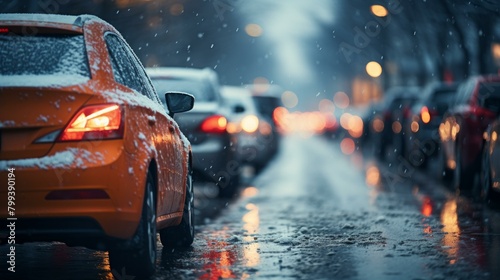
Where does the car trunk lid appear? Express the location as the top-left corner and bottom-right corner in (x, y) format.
(0, 87), (92, 160)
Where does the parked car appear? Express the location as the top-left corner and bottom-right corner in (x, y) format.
(371, 86), (420, 160)
(404, 82), (457, 167)
(147, 67), (239, 197)
(221, 86), (275, 172)
(0, 14), (195, 277)
(481, 117), (500, 204)
(439, 75), (500, 192)
(246, 84), (283, 157)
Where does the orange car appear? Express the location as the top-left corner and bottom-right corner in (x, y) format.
(0, 14), (194, 277)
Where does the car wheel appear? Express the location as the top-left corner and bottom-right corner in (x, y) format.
(160, 165), (195, 248)
(109, 172), (157, 278)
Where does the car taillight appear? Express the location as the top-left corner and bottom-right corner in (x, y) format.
(241, 115), (259, 133)
(200, 115), (227, 134)
(420, 106), (431, 124)
(58, 104), (123, 141)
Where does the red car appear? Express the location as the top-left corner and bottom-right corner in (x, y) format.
(439, 75), (500, 192)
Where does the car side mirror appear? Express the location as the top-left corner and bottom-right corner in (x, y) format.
(233, 104), (245, 113)
(165, 91), (195, 117)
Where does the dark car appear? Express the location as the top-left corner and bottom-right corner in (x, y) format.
(221, 86), (276, 173)
(147, 67), (239, 197)
(404, 82), (457, 167)
(439, 75), (500, 192)
(371, 86), (420, 160)
(481, 117), (500, 204)
(246, 84), (283, 157)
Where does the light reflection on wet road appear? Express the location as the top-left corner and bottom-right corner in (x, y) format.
(1, 135), (499, 279)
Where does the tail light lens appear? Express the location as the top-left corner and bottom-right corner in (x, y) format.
(420, 106), (439, 124)
(200, 115), (227, 134)
(58, 104), (123, 141)
(420, 106), (431, 124)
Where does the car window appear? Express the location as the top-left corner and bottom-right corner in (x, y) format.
(478, 83), (500, 113)
(455, 80), (474, 105)
(253, 96), (280, 120)
(430, 89), (455, 104)
(0, 34), (90, 78)
(105, 33), (157, 103)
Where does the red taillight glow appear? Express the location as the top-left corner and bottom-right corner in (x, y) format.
(200, 115), (227, 134)
(58, 104), (123, 141)
(0, 28), (9, 33)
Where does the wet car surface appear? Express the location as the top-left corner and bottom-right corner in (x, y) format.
(2, 135), (498, 280)
(2, 1), (500, 279)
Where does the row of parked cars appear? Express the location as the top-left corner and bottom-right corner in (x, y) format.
(147, 68), (281, 197)
(364, 76), (500, 205)
(0, 14), (281, 277)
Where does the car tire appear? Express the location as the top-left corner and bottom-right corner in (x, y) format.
(109, 171), (157, 278)
(160, 165), (195, 248)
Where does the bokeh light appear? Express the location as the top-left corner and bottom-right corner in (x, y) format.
(252, 77), (270, 94)
(370, 5), (388, 17)
(281, 90), (299, 108)
(366, 61), (383, 78)
(169, 3), (184, 16)
(318, 99), (335, 113)
(334, 91), (350, 109)
(245, 23), (263, 37)
(340, 138), (356, 155)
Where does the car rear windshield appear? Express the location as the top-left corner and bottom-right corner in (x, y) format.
(0, 34), (90, 85)
(430, 89), (455, 103)
(253, 96), (280, 119)
(151, 78), (215, 102)
(478, 83), (500, 112)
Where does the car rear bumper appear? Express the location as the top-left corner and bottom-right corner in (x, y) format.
(191, 135), (234, 182)
(232, 133), (278, 166)
(0, 140), (147, 243)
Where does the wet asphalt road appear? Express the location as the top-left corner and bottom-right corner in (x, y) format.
(1, 134), (499, 279)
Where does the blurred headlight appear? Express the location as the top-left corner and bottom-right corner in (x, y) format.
(241, 115), (259, 133)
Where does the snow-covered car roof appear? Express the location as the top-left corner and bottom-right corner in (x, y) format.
(0, 13), (100, 27)
(146, 67), (218, 82)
